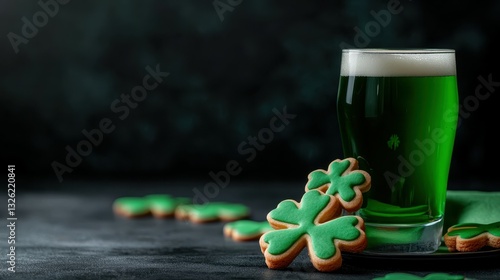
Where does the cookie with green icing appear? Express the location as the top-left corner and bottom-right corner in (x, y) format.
(113, 194), (191, 219)
(175, 202), (250, 223)
(444, 221), (500, 252)
(223, 220), (273, 241)
(259, 190), (367, 272)
(305, 158), (371, 212)
(113, 197), (151, 218)
(373, 272), (464, 280)
(145, 194), (191, 218)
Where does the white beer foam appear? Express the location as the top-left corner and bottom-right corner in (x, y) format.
(341, 49), (456, 77)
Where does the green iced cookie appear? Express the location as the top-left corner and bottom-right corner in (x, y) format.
(444, 221), (500, 252)
(223, 220), (273, 241)
(260, 190), (367, 272)
(175, 202), (250, 223)
(113, 194), (191, 219)
(113, 197), (150, 218)
(145, 194), (191, 218)
(305, 158), (371, 212)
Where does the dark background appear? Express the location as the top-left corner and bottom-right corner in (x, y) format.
(2, 0), (499, 191)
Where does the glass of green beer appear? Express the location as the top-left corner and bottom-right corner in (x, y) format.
(337, 49), (458, 253)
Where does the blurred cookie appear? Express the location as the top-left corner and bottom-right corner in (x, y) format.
(145, 194), (191, 218)
(175, 202), (250, 223)
(113, 197), (150, 218)
(113, 194), (190, 219)
(223, 220), (273, 241)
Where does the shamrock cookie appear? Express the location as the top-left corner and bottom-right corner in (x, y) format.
(443, 222), (500, 252)
(305, 158), (371, 212)
(175, 202), (250, 223)
(113, 194), (190, 219)
(223, 220), (273, 241)
(145, 194), (191, 218)
(259, 190), (367, 272)
(373, 273), (464, 280)
(113, 197), (151, 218)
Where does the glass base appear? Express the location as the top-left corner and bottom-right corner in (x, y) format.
(363, 217), (443, 254)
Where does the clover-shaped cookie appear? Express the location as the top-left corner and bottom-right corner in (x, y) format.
(305, 158), (371, 212)
(145, 194), (191, 218)
(223, 220), (273, 241)
(444, 221), (500, 252)
(175, 202), (250, 223)
(259, 190), (367, 272)
(113, 197), (151, 218)
(113, 194), (190, 219)
(373, 273), (464, 280)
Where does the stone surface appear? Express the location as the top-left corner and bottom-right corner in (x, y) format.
(1, 181), (499, 279)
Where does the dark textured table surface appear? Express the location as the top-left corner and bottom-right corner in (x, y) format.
(1, 180), (499, 279)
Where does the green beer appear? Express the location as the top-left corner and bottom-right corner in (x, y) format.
(336, 49), (458, 253)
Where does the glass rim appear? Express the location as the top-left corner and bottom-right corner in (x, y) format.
(342, 48), (455, 54)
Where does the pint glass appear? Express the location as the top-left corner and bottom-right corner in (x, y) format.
(337, 49), (458, 253)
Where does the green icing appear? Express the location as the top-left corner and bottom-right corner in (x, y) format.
(114, 194), (191, 216)
(113, 197), (150, 214)
(226, 220), (273, 235)
(145, 194), (191, 213)
(263, 228), (304, 254)
(186, 202), (249, 220)
(373, 272), (464, 280)
(306, 159), (367, 202)
(264, 190), (362, 259)
(269, 188), (331, 226)
(447, 221), (500, 239)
